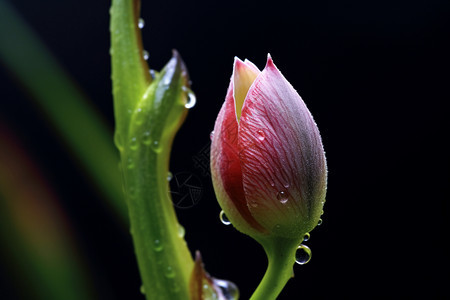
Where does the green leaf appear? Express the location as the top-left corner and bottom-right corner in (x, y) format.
(0, 1), (126, 222)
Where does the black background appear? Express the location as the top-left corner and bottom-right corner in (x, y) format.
(1, 0), (449, 299)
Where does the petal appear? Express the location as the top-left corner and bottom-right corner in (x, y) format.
(210, 81), (265, 235)
(233, 57), (261, 122)
(238, 56), (327, 237)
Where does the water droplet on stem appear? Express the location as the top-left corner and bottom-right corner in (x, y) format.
(142, 131), (151, 145)
(177, 224), (185, 238)
(151, 140), (161, 152)
(129, 137), (138, 150)
(164, 265), (175, 278)
(143, 50), (149, 60)
(126, 157), (134, 169)
(167, 171), (173, 181)
(153, 239), (163, 252)
(138, 18), (145, 29)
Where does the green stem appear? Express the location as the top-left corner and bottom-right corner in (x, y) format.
(110, 1), (193, 299)
(250, 238), (299, 300)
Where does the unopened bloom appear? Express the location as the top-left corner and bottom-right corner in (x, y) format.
(211, 55), (327, 242)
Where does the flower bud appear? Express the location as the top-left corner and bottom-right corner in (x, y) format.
(210, 55), (327, 242)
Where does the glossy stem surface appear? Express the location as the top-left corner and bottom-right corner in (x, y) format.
(110, 1), (193, 299)
(250, 238), (299, 300)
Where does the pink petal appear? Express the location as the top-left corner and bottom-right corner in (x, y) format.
(233, 57), (261, 122)
(210, 81), (265, 234)
(238, 56), (327, 236)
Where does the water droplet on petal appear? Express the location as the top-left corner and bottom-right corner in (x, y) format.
(256, 130), (265, 141)
(183, 87), (196, 109)
(317, 218), (323, 226)
(209, 131), (215, 140)
(129, 137), (138, 150)
(153, 239), (163, 252)
(140, 285), (145, 295)
(219, 210), (231, 225)
(164, 265), (175, 278)
(213, 278), (240, 300)
(303, 232), (310, 242)
(143, 50), (149, 60)
(138, 18), (145, 29)
(295, 244), (312, 265)
(277, 191), (289, 204)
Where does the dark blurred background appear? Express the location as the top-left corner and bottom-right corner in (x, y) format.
(0, 0), (448, 299)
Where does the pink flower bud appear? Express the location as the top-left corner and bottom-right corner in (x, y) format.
(211, 55), (327, 241)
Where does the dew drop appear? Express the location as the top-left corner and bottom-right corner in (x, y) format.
(149, 69), (156, 79)
(183, 87), (196, 109)
(202, 283), (215, 298)
(213, 278), (240, 300)
(151, 140), (161, 152)
(126, 157), (135, 169)
(140, 285), (145, 295)
(256, 130), (265, 141)
(219, 210), (231, 225)
(129, 137), (138, 150)
(142, 131), (152, 145)
(153, 239), (163, 252)
(303, 232), (310, 242)
(317, 218), (323, 226)
(143, 50), (149, 60)
(177, 224), (185, 238)
(277, 191), (289, 204)
(209, 131), (215, 140)
(167, 171), (173, 181)
(134, 107), (144, 125)
(164, 265), (175, 278)
(295, 244), (312, 265)
(138, 18), (145, 29)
